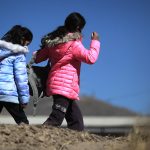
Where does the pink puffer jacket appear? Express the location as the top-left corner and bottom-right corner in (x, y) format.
(35, 34), (100, 100)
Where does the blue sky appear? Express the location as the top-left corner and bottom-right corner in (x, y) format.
(1, 0), (150, 115)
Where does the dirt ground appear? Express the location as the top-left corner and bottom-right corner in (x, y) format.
(0, 124), (149, 150)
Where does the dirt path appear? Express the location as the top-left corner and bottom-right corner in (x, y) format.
(0, 124), (149, 150)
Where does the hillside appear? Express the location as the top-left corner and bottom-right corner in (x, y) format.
(1, 95), (138, 116)
(77, 95), (138, 116)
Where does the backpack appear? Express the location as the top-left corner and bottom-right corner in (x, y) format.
(27, 61), (50, 115)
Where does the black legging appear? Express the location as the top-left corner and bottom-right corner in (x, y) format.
(43, 95), (84, 131)
(0, 101), (29, 124)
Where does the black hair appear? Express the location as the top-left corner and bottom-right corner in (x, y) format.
(41, 12), (86, 48)
(65, 12), (86, 32)
(1, 25), (33, 46)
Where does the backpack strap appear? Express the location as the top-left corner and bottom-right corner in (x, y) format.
(27, 64), (39, 115)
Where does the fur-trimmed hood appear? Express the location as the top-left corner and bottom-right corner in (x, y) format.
(0, 40), (29, 53)
(44, 32), (82, 47)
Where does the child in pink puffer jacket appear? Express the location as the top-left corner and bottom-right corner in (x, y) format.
(33, 12), (100, 131)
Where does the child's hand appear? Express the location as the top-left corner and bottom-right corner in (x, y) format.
(91, 32), (99, 40)
(29, 51), (37, 64)
(20, 103), (28, 109)
(32, 51), (37, 56)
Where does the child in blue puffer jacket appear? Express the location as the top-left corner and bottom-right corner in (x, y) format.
(0, 25), (33, 124)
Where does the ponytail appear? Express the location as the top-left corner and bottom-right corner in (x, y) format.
(41, 26), (68, 48)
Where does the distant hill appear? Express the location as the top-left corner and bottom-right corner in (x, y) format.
(1, 95), (138, 116)
(77, 95), (138, 116)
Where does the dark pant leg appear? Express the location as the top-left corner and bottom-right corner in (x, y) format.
(3, 102), (29, 124)
(43, 95), (69, 126)
(65, 101), (84, 131)
(0, 102), (4, 113)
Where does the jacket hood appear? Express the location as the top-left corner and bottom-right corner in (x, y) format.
(45, 32), (82, 47)
(0, 40), (29, 53)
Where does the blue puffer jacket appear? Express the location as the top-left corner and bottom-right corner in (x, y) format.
(0, 40), (29, 104)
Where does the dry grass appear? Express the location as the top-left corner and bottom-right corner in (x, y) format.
(127, 124), (150, 150)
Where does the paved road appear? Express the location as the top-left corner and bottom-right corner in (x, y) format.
(1, 116), (149, 126)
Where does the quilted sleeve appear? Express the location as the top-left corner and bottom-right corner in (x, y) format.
(72, 40), (100, 64)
